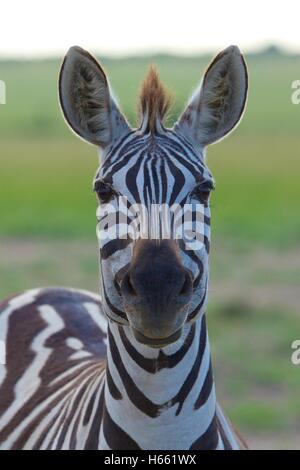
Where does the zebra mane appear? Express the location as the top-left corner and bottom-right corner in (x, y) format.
(139, 66), (172, 132)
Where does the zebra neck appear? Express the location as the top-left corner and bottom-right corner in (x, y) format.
(100, 315), (220, 450)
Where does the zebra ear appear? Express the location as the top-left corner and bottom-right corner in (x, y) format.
(175, 46), (248, 148)
(59, 46), (130, 148)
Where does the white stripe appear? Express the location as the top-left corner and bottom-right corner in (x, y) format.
(0, 289), (41, 387)
(216, 404), (239, 450)
(0, 304), (64, 433)
(83, 302), (107, 334)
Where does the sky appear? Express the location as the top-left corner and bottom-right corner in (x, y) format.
(1, 0), (300, 57)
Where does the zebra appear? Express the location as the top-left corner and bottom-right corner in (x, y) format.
(0, 45), (248, 450)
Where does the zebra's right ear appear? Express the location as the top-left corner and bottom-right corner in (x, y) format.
(59, 46), (130, 149)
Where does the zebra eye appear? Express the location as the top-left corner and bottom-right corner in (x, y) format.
(191, 184), (213, 204)
(93, 180), (115, 204)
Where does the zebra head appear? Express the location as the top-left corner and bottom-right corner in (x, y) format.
(59, 46), (248, 348)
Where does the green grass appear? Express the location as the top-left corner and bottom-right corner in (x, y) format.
(0, 139), (97, 237)
(209, 134), (300, 247)
(209, 301), (300, 432)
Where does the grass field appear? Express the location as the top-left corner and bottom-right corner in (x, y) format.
(0, 49), (300, 448)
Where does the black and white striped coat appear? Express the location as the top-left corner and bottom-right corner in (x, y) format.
(0, 288), (245, 449)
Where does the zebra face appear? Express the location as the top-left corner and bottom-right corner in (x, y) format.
(93, 130), (214, 346)
(59, 45), (248, 347)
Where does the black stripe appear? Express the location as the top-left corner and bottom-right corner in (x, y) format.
(108, 328), (161, 418)
(100, 238), (132, 260)
(194, 360), (213, 410)
(102, 405), (141, 450)
(166, 156), (186, 205)
(166, 130), (204, 165)
(101, 280), (127, 320)
(187, 280), (208, 322)
(103, 142), (145, 179)
(106, 366), (122, 400)
(216, 416), (233, 450)
(125, 150), (147, 203)
(190, 413), (219, 450)
(84, 386), (105, 449)
(170, 314), (207, 415)
(101, 131), (135, 168)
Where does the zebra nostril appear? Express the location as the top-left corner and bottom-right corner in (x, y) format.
(179, 271), (193, 296)
(114, 278), (122, 296)
(121, 272), (138, 297)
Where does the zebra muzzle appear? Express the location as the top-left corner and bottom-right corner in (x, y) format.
(118, 240), (193, 346)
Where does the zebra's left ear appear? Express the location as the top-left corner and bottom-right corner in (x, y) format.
(174, 46), (248, 148)
(59, 46), (130, 149)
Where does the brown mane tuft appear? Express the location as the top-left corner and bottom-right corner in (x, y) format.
(139, 66), (172, 132)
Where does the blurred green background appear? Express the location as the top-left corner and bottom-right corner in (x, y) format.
(0, 47), (300, 449)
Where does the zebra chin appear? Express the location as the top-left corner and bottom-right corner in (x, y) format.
(118, 293), (192, 347)
(131, 326), (183, 348)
